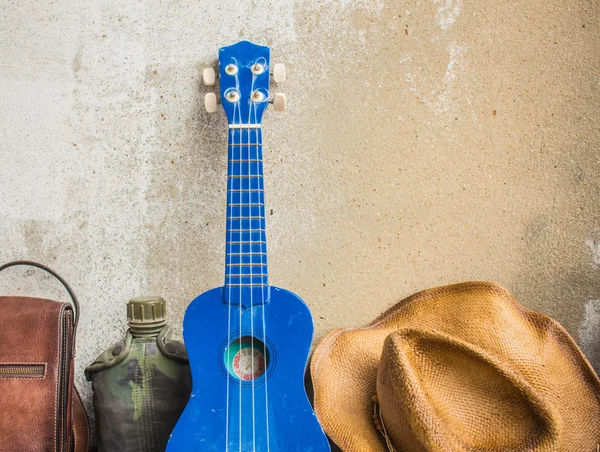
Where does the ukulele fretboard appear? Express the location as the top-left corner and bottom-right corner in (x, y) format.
(224, 128), (269, 306)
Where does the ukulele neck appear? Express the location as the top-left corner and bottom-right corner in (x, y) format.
(224, 126), (270, 307)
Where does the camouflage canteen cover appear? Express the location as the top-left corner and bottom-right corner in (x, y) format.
(85, 326), (192, 452)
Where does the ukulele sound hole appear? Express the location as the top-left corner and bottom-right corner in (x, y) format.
(224, 336), (270, 381)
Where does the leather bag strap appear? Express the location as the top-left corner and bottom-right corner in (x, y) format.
(0, 260), (80, 330)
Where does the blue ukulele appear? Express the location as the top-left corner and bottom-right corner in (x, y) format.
(167, 41), (331, 452)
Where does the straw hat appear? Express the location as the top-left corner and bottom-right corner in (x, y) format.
(311, 282), (600, 451)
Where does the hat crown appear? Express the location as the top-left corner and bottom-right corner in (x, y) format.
(377, 329), (561, 451)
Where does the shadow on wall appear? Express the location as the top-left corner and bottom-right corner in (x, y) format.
(580, 299), (600, 375)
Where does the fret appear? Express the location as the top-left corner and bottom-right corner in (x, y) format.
(225, 253), (267, 259)
(228, 162), (262, 169)
(228, 179), (262, 190)
(228, 189), (263, 193)
(227, 192), (264, 203)
(227, 229), (265, 232)
(226, 217), (265, 226)
(227, 241), (266, 245)
(228, 147), (261, 155)
(226, 274), (267, 281)
(226, 251), (266, 257)
(226, 283), (268, 287)
(226, 237), (265, 244)
(225, 220), (265, 234)
(227, 216), (264, 220)
(228, 144), (261, 150)
(228, 203), (264, 207)
(226, 274), (268, 278)
(226, 253), (266, 265)
(226, 276), (268, 283)
(226, 219), (266, 225)
(227, 227), (263, 235)
(227, 221), (263, 230)
(228, 175), (263, 179)
(227, 212), (265, 219)
(227, 232), (265, 242)
(226, 252), (267, 256)
(227, 274), (267, 280)
(226, 278), (268, 283)
(226, 273), (267, 277)
(226, 247), (266, 254)
(227, 201), (264, 207)
(228, 155), (262, 163)
(226, 278), (268, 284)
(227, 260), (266, 268)
(227, 205), (264, 211)
(226, 263), (266, 267)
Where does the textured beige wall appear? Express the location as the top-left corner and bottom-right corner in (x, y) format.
(1, 0), (599, 426)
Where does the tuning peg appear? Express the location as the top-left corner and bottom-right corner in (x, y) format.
(273, 93), (286, 112)
(203, 68), (216, 86)
(273, 63), (286, 84)
(204, 93), (217, 113)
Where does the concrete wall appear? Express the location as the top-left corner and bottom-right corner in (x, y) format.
(1, 0), (599, 431)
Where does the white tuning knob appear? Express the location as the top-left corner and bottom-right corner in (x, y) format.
(203, 68), (216, 86)
(273, 93), (286, 112)
(204, 93), (217, 113)
(273, 63), (286, 84)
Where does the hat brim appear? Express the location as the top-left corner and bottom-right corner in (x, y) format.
(311, 323), (392, 451)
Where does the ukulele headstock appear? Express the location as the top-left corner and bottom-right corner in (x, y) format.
(203, 41), (286, 125)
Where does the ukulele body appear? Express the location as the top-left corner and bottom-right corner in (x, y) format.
(167, 286), (330, 451)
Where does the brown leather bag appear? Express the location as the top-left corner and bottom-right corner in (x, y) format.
(0, 261), (90, 452)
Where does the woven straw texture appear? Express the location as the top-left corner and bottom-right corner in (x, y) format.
(311, 282), (600, 452)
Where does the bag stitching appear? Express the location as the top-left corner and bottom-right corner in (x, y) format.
(53, 305), (61, 452)
(72, 394), (76, 452)
(59, 310), (69, 451)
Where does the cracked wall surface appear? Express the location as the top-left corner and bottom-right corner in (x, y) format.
(1, 0), (599, 432)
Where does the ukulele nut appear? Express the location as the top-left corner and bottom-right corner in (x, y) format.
(225, 64), (238, 76)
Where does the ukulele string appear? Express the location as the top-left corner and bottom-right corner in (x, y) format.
(252, 64), (270, 452)
(235, 68), (243, 452)
(262, 67), (271, 452)
(226, 124), (232, 452)
(248, 71), (257, 452)
(225, 65), (241, 452)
